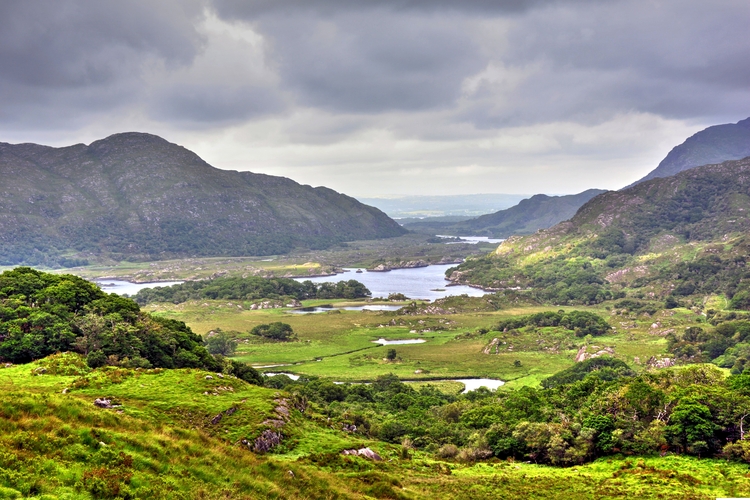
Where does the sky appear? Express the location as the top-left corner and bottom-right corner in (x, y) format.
(1, 0), (748, 197)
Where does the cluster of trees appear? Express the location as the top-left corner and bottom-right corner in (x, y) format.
(667, 313), (750, 374)
(132, 277), (370, 305)
(494, 310), (611, 337)
(0, 267), (262, 385)
(270, 363), (750, 466)
(448, 255), (624, 306)
(250, 322), (296, 341)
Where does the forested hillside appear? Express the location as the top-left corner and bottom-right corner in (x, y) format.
(0, 133), (405, 266)
(449, 156), (750, 306)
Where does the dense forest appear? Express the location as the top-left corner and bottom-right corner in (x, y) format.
(268, 362), (750, 466)
(131, 276), (370, 305)
(0, 267), (262, 384)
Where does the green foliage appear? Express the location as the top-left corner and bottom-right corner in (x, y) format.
(495, 310), (611, 337)
(251, 322), (296, 341)
(205, 329), (237, 356)
(132, 276), (370, 305)
(0, 267), (261, 385)
(541, 357), (634, 388)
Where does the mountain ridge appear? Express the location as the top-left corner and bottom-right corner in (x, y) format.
(0, 132), (406, 265)
(448, 156), (750, 305)
(628, 116), (750, 186)
(403, 189), (606, 238)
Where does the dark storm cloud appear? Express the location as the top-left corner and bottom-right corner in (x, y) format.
(211, 0), (750, 126)
(0, 0), (207, 125)
(252, 13), (485, 113)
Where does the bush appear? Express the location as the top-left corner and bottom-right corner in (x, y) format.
(250, 322), (295, 341)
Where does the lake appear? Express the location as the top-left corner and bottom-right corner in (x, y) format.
(296, 264), (485, 301)
(438, 235), (504, 245)
(95, 279), (184, 296)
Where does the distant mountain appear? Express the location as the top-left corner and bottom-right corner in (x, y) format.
(359, 194), (529, 218)
(448, 157), (750, 305)
(0, 132), (405, 266)
(403, 189), (606, 238)
(629, 116), (750, 186)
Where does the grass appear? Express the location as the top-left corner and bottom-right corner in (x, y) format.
(3, 354), (750, 498)
(142, 299), (703, 388)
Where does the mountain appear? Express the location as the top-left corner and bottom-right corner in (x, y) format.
(629, 116), (750, 186)
(0, 132), (405, 265)
(403, 189), (606, 237)
(448, 156), (750, 306)
(359, 193), (529, 218)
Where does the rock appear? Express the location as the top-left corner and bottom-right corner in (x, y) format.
(94, 398), (112, 408)
(647, 357), (675, 369)
(368, 264), (392, 272)
(575, 345), (615, 362)
(33, 367), (47, 375)
(205, 375), (213, 380)
(483, 338), (500, 355)
(216, 373), (224, 378)
(62, 388), (69, 394)
(253, 429), (282, 453)
(341, 447), (382, 461)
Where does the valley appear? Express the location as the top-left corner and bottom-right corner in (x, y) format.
(3, 117), (750, 499)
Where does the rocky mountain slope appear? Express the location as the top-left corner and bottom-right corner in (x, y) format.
(403, 189), (605, 237)
(448, 156), (750, 305)
(629, 116), (750, 186)
(0, 132), (405, 265)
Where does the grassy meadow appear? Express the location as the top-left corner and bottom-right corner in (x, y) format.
(143, 297), (699, 389)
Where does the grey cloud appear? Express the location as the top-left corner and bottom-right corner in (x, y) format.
(0, 1), (207, 125)
(206, 0), (750, 130)
(212, 0), (600, 18)
(149, 83), (286, 124)
(251, 12), (485, 113)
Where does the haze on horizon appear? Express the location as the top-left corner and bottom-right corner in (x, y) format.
(1, 0), (748, 197)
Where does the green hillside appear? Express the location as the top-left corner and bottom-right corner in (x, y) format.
(403, 189), (605, 238)
(449, 156), (750, 298)
(0, 133), (405, 266)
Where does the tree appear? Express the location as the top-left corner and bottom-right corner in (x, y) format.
(666, 399), (719, 453)
(250, 322), (295, 341)
(386, 348), (397, 361)
(205, 329), (237, 356)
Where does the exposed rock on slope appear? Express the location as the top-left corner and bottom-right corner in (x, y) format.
(0, 132), (405, 265)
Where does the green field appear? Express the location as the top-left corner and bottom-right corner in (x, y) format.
(143, 298), (694, 388)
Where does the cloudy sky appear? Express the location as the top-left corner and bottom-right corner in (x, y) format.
(1, 0), (748, 197)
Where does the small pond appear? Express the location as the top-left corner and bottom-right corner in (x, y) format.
(372, 338), (426, 345)
(264, 372), (300, 380)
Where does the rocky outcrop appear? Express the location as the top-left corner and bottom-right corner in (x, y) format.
(575, 346), (615, 362)
(341, 447), (382, 461)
